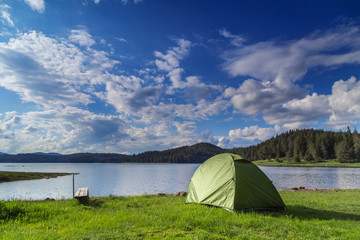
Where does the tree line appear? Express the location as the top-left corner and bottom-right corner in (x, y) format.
(1, 129), (359, 163)
(230, 128), (360, 162)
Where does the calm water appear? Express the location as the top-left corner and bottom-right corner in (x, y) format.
(0, 163), (359, 200)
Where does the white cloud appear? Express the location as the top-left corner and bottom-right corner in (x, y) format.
(117, 121), (201, 153)
(105, 81), (162, 115)
(171, 97), (230, 121)
(154, 39), (191, 72)
(216, 125), (280, 149)
(229, 126), (277, 142)
(327, 76), (360, 129)
(263, 93), (331, 128)
(136, 104), (173, 123)
(0, 30), (122, 108)
(0, 112), (21, 151)
(222, 25), (360, 84)
(0, 30), (226, 153)
(174, 121), (196, 135)
(224, 117), (235, 122)
(0, 32), (91, 107)
(121, 0), (143, 4)
(254, 76), (360, 130)
(24, 0), (45, 13)
(220, 25), (360, 129)
(0, 4), (14, 27)
(116, 37), (128, 43)
(3, 107), (130, 154)
(224, 78), (305, 115)
(154, 39), (222, 101)
(219, 29), (245, 47)
(166, 68), (184, 89)
(69, 29), (96, 47)
(166, 71), (221, 97)
(24, 125), (38, 134)
(0, 111), (20, 132)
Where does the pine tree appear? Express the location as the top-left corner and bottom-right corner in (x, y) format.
(336, 127), (356, 162)
(353, 128), (360, 161)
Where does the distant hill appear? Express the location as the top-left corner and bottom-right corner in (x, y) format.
(0, 153), (128, 163)
(123, 142), (225, 163)
(31, 152), (62, 156)
(0, 143), (224, 164)
(1, 128), (359, 163)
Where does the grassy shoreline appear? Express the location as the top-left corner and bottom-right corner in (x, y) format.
(254, 159), (360, 168)
(0, 171), (74, 183)
(1, 190), (360, 239)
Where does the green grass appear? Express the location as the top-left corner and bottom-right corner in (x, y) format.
(1, 190), (360, 239)
(0, 171), (74, 183)
(254, 159), (360, 168)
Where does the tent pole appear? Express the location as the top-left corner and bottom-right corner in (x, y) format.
(73, 175), (75, 198)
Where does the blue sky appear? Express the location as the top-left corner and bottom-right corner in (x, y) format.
(0, 0), (360, 154)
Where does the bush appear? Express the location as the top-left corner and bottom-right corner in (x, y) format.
(0, 201), (24, 221)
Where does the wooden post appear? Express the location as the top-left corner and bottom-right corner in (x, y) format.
(73, 175), (75, 198)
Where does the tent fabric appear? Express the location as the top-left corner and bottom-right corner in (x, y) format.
(186, 153), (285, 211)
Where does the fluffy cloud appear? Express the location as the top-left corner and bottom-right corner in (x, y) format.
(4, 19), (359, 154)
(24, 0), (45, 13)
(221, 25), (360, 129)
(0, 112), (21, 151)
(69, 29), (96, 47)
(3, 107), (130, 153)
(263, 93), (331, 128)
(229, 126), (277, 141)
(105, 81), (162, 116)
(327, 76), (360, 129)
(100, 38), (226, 123)
(0, 30), (122, 108)
(222, 25), (360, 83)
(217, 125), (280, 148)
(24, 125), (38, 134)
(115, 121), (203, 153)
(154, 39), (191, 72)
(0, 111), (20, 132)
(224, 78), (305, 115)
(154, 39), (223, 106)
(0, 32), (91, 107)
(0, 30), (231, 153)
(0, 30), (138, 153)
(174, 121), (196, 135)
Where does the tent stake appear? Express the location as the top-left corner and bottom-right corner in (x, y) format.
(206, 206), (215, 218)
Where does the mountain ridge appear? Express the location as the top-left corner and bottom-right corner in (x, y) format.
(1, 129), (359, 163)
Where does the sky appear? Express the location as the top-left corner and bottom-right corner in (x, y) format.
(0, 0), (360, 154)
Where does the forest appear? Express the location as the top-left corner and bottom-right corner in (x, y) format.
(0, 128), (359, 163)
(231, 128), (360, 162)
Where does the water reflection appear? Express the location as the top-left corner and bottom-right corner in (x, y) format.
(0, 163), (199, 200)
(1, 163), (360, 200)
(259, 166), (360, 190)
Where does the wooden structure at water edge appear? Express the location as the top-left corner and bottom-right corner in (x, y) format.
(74, 187), (89, 203)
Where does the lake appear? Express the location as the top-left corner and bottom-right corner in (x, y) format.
(1, 163), (360, 200)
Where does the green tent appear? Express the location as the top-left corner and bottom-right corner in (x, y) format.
(186, 153), (285, 211)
